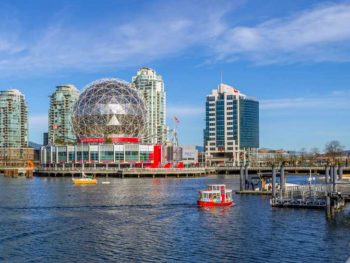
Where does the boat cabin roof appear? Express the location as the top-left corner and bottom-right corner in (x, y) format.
(200, 189), (232, 193)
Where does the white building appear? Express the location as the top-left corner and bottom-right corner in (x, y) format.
(48, 85), (80, 144)
(0, 89), (28, 148)
(181, 145), (198, 165)
(204, 83), (259, 166)
(132, 67), (166, 144)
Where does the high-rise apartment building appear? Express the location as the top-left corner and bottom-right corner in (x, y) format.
(204, 83), (259, 166)
(132, 67), (166, 144)
(0, 89), (28, 148)
(48, 85), (79, 144)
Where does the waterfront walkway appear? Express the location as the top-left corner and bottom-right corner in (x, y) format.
(34, 167), (216, 178)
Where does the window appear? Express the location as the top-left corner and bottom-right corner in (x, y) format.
(90, 152), (99, 161)
(125, 151), (139, 161)
(100, 151), (114, 161)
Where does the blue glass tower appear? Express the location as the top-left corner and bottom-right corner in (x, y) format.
(239, 98), (259, 148)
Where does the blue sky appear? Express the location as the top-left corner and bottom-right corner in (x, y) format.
(0, 0), (349, 151)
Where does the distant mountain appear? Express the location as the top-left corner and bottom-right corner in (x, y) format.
(29, 141), (42, 150)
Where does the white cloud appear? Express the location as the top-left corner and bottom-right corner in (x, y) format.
(0, 1), (229, 75)
(214, 3), (350, 64)
(0, 1), (350, 74)
(261, 95), (350, 110)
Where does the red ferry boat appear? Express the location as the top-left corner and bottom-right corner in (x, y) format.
(197, 184), (233, 207)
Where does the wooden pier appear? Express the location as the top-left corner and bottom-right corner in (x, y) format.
(34, 167), (216, 178)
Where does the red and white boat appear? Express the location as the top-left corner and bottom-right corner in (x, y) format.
(197, 184), (233, 207)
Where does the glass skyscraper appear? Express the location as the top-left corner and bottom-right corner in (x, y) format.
(0, 89), (28, 148)
(204, 84), (259, 166)
(132, 67), (166, 144)
(48, 85), (79, 144)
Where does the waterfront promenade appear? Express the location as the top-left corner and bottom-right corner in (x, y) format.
(34, 167), (216, 178)
(32, 165), (350, 178)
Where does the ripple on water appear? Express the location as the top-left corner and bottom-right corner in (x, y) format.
(0, 176), (349, 262)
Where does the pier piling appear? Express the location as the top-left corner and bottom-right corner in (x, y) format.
(240, 165), (244, 191)
(280, 165), (285, 197)
(272, 165), (276, 198)
(332, 166), (337, 192)
(244, 164), (249, 190)
(339, 166), (343, 180)
(325, 166), (330, 184)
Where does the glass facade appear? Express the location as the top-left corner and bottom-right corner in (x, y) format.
(132, 67), (166, 144)
(204, 83), (259, 165)
(215, 97), (225, 148)
(0, 89), (28, 148)
(49, 85), (79, 144)
(41, 144), (154, 164)
(239, 99), (259, 148)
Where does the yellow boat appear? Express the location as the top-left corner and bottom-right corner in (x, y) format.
(72, 173), (97, 185)
(72, 178), (97, 184)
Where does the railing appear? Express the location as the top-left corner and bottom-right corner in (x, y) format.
(285, 184), (330, 192)
(35, 167), (207, 172)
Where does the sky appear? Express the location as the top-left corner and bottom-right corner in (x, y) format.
(0, 0), (349, 151)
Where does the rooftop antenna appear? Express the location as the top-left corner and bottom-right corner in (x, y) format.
(220, 71), (223, 85)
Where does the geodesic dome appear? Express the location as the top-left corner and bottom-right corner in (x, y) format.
(71, 78), (147, 139)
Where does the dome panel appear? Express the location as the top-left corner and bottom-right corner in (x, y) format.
(71, 78), (147, 139)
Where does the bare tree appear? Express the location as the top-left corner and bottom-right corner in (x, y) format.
(310, 147), (320, 164)
(324, 140), (345, 162)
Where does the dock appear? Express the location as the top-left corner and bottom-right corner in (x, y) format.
(234, 164), (350, 217)
(34, 167), (216, 178)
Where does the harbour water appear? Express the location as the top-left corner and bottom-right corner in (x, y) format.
(0, 175), (349, 262)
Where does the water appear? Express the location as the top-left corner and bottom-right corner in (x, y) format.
(0, 175), (350, 262)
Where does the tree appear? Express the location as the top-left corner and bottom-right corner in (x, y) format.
(310, 147), (320, 164)
(299, 148), (307, 164)
(324, 140), (345, 162)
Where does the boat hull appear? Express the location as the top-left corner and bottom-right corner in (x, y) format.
(197, 200), (233, 207)
(72, 179), (97, 185)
